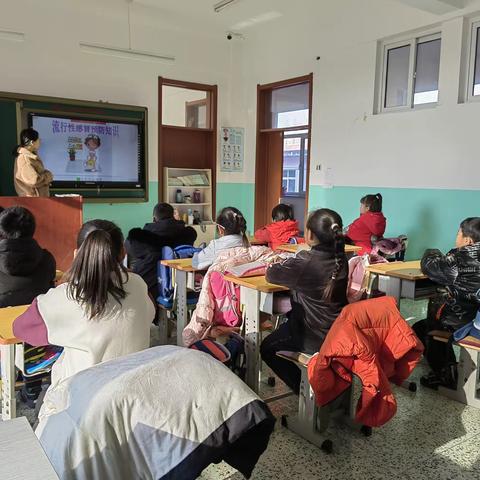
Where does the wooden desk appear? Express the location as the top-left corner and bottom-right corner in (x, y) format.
(0, 305), (28, 420)
(0, 416), (59, 479)
(366, 260), (436, 304)
(277, 244), (362, 255)
(249, 237), (268, 246)
(160, 259), (203, 346)
(224, 274), (288, 393)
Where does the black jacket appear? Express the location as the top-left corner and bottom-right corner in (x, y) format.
(421, 244), (480, 330)
(125, 220), (197, 295)
(0, 238), (56, 307)
(266, 245), (348, 353)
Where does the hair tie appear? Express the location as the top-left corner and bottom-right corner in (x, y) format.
(331, 223), (339, 231)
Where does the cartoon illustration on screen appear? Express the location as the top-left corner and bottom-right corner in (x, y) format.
(84, 134), (101, 172)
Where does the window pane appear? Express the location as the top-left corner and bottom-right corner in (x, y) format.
(385, 45), (410, 108)
(474, 27), (480, 96)
(303, 138), (308, 193)
(162, 86), (209, 128)
(414, 38), (441, 105)
(282, 135), (307, 196)
(265, 83), (309, 129)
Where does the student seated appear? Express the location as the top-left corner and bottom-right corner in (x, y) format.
(413, 218), (480, 390)
(254, 203), (303, 250)
(125, 203), (197, 295)
(345, 193), (386, 255)
(192, 207), (250, 270)
(260, 209), (348, 394)
(13, 220), (155, 402)
(0, 206), (56, 406)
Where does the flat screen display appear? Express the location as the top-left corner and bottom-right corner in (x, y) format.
(29, 113), (144, 187)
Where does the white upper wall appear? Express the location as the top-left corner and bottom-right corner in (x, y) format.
(0, 0), (237, 180)
(227, 0), (480, 190)
(3, 0), (480, 190)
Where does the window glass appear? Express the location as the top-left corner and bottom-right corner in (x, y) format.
(384, 45), (410, 108)
(414, 38), (441, 105)
(265, 83), (309, 129)
(162, 86), (209, 128)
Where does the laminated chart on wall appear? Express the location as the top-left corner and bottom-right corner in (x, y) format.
(220, 127), (244, 172)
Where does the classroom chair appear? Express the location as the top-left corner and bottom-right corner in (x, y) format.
(276, 351), (367, 453)
(156, 245), (201, 344)
(372, 235), (408, 261)
(427, 330), (480, 408)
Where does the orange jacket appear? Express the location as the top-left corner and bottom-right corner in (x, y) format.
(307, 296), (423, 427)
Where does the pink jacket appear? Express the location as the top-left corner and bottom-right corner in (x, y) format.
(182, 246), (276, 346)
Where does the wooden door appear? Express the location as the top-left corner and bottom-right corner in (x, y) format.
(254, 131), (283, 230)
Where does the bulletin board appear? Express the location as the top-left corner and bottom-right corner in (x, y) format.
(220, 127), (244, 172)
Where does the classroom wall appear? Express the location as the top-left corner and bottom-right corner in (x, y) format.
(223, 0), (480, 259)
(0, 0), (238, 234)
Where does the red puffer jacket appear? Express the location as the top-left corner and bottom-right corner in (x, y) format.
(346, 212), (386, 255)
(307, 296), (423, 427)
(254, 220), (304, 251)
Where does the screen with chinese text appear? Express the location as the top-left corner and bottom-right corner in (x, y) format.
(30, 114), (142, 186)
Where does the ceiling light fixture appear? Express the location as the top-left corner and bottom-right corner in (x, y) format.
(79, 43), (175, 62)
(0, 29), (25, 42)
(214, 0), (242, 13)
(79, 0), (175, 63)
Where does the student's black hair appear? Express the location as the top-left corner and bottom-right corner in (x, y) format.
(306, 208), (345, 301)
(13, 128), (39, 155)
(0, 206), (36, 240)
(361, 193), (383, 213)
(216, 207), (250, 248)
(460, 218), (480, 243)
(153, 203), (174, 221)
(84, 134), (101, 148)
(65, 220), (127, 320)
(272, 204), (294, 222)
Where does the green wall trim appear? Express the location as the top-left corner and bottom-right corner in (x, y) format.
(83, 181), (158, 236)
(216, 182), (255, 234)
(309, 185), (480, 259)
(84, 180), (476, 261)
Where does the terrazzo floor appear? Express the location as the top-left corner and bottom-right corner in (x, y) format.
(4, 299), (480, 479)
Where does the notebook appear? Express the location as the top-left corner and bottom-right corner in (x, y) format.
(226, 260), (267, 278)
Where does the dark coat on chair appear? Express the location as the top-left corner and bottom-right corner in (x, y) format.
(0, 238), (56, 307)
(125, 220), (197, 296)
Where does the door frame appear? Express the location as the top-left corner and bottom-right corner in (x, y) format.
(254, 73), (313, 230)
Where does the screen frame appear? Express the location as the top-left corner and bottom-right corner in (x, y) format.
(28, 111), (146, 191)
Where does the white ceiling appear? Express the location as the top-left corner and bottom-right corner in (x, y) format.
(131, 0), (287, 32)
(392, 0), (470, 14)
(128, 0), (478, 37)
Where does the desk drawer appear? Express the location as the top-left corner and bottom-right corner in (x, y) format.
(401, 278), (438, 300)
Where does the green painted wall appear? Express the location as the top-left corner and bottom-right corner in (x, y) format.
(83, 180), (478, 261)
(309, 185), (480, 260)
(216, 182), (255, 234)
(83, 181), (158, 235)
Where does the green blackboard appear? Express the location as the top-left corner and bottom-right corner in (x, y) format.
(0, 100), (18, 196)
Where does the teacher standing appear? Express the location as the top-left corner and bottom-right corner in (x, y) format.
(14, 128), (53, 197)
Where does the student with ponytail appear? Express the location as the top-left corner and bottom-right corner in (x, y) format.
(260, 209), (348, 394)
(345, 193), (386, 255)
(13, 220), (155, 395)
(192, 206), (250, 270)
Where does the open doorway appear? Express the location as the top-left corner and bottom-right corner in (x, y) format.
(254, 74), (313, 233)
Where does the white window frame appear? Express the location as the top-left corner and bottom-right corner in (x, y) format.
(466, 19), (480, 103)
(378, 31), (441, 113)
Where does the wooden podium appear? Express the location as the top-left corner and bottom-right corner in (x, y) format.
(0, 196), (83, 272)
